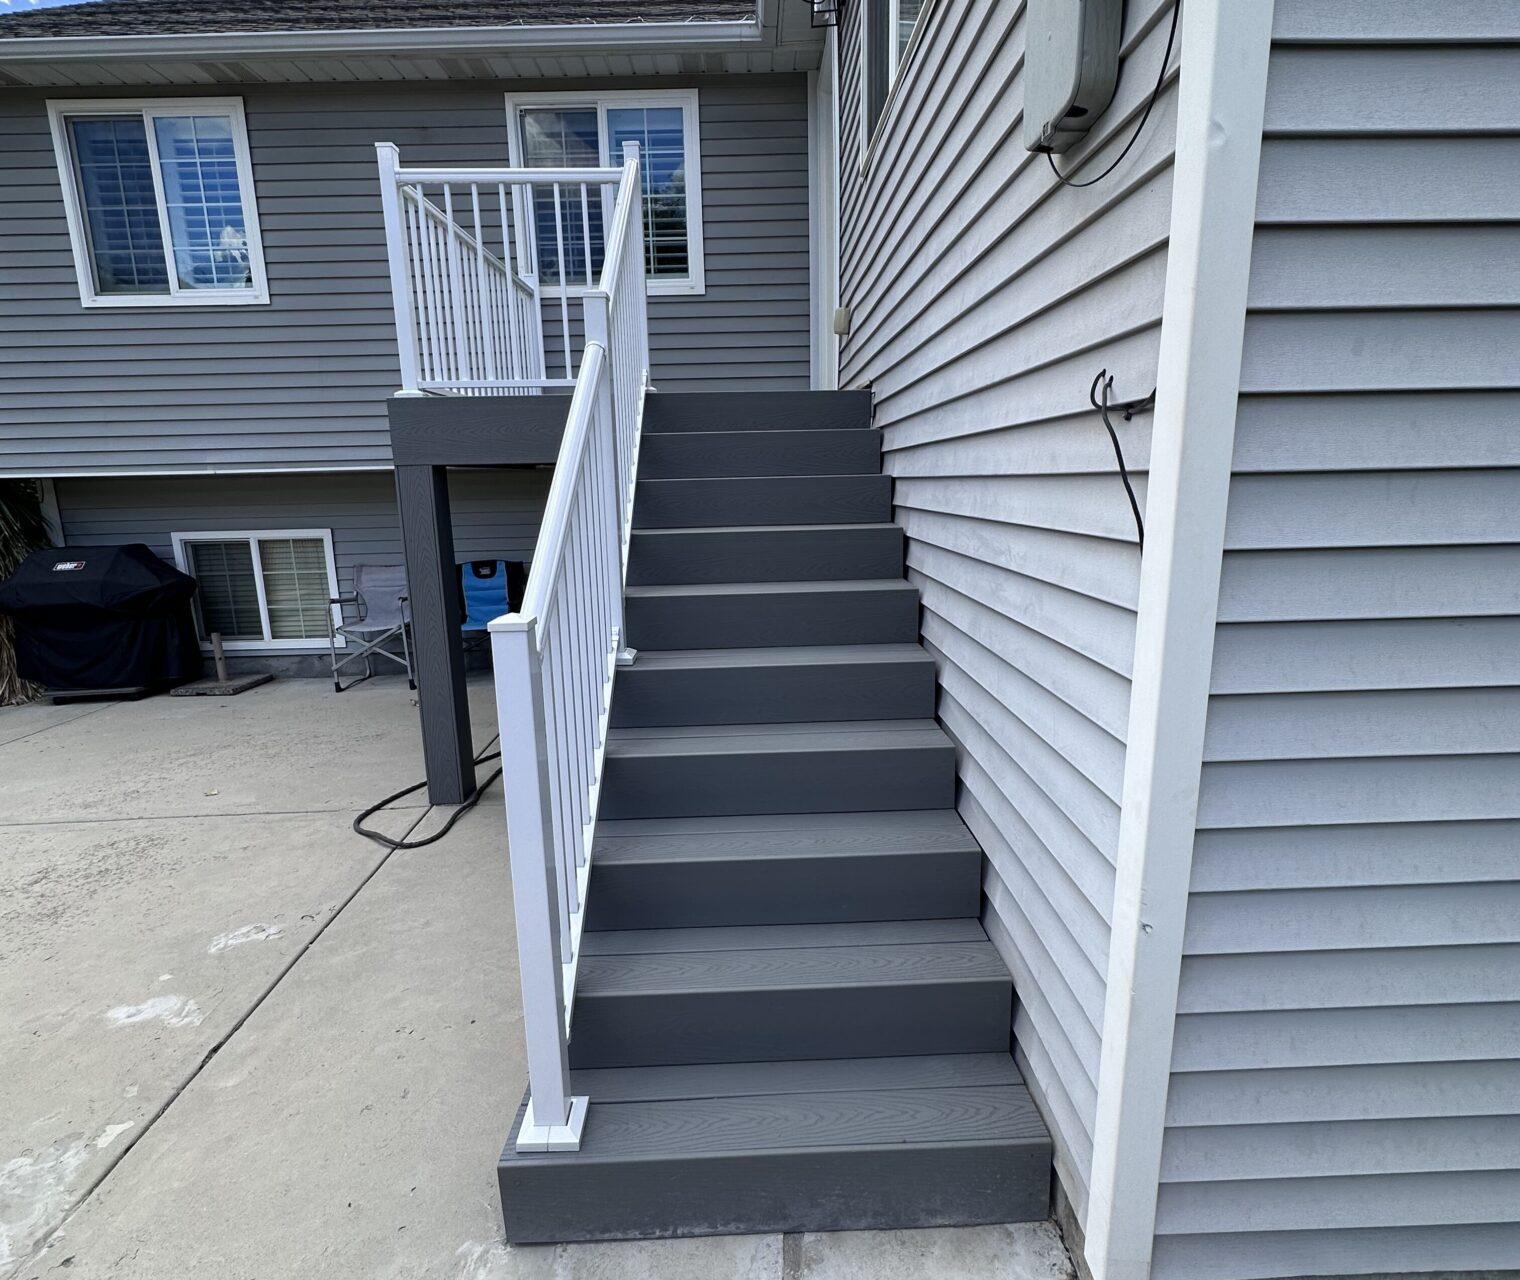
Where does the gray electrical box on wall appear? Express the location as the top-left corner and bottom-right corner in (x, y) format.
(1023, 0), (1125, 153)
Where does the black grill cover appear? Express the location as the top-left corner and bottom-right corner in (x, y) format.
(0, 544), (202, 691)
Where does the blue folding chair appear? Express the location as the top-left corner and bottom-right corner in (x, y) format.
(458, 560), (527, 647)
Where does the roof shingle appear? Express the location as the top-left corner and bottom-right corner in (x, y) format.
(0, 0), (754, 40)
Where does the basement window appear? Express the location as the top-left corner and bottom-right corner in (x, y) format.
(47, 97), (269, 308)
(506, 89), (706, 296)
(170, 531), (340, 652)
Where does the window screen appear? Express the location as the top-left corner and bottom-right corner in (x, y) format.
(186, 540), (262, 639)
(151, 114), (253, 291)
(607, 106), (688, 279)
(521, 107), (604, 286)
(257, 537), (331, 640)
(68, 116), (169, 295)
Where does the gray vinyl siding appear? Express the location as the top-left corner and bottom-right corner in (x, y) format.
(836, 0), (1180, 1227)
(1151, 10), (1520, 1279)
(0, 76), (810, 477)
(52, 468), (551, 653)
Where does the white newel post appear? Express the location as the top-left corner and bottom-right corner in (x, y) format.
(491, 618), (587, 1152)
(375, 143), (422, 396)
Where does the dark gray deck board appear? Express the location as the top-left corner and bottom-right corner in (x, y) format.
(583, 918), (987, 955)
(571, 1052), (1025, 1103)
(640, 427), (882, 478)
(576, 938), (1006, 995)
(643, 390), (872, 433)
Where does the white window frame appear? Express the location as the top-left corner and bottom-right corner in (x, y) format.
(47, 96), (270, 309)
(504, 88), (706, 298)
(859, 0), (933, 173)
(170, 529), (341, 653)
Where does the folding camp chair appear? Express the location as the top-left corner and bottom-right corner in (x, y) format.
(458, 559), (527, 652)
(328, 563), (414, 692)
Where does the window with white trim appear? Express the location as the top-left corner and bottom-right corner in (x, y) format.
(506, 90), (705, 296)
(171, 531), (339, 651)
(48, 98), (268, 308)
(861, 0), (929, 158)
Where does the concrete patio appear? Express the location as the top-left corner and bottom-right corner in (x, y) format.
(0, 675), (1072, 1280)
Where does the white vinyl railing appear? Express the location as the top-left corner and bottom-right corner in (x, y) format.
(482, 145), (649, 1152)
(377, 142), (636, 395)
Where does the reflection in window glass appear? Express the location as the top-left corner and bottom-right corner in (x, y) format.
(152, 114), (252, 290)
(69, 116), (169, 294)
(896, 0), (925, 62)
(607, 106), (688, 279)
(521, 107), (605, 285)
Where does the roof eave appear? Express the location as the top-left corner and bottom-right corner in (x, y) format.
(0, 16), (763, 64)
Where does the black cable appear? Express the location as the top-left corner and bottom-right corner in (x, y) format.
(353, 734), (503, 850)
(1046, 0), (1182, 190)
(1090, 369), (1153, 550)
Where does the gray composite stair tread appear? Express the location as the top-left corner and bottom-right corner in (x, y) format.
(575, 932), (1007, 998)
(640, 428), (882, 478)
(583, 917), (988, 955)
(625, 577), (914, 600)
(585, 809), (983, 931)
(632, 521), (899, 537)
(593, 807), (978, 865)
(609, 640), (935, 727)
(570, 1052), (1025, 1103)
(643, 389), (872, 433)
(633, 474), (893, 528)
(595, 807), (978, 844)
(621, 642), (931, 673)
(605, 718), (952, 758)
(509, 1085), (1046, 1162)
(627, 522), (904, 586)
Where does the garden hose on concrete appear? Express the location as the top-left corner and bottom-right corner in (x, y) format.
(353, 734), (502, 850)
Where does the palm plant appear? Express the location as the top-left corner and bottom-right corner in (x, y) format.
(0, 479), (51, 705)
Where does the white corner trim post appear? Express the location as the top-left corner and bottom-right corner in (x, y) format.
(1083, 3), (1276, 1278)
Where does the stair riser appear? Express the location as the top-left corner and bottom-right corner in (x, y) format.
(610, 658), (936, 726)
(639, 429), (882, 479)
(634, 475), (892, 529)
(599, 744), (955, 819)
(644, 390), (872, 434)
(499, 1141), (1050, 1244)
(568, 979), (1012, 1068)
(625, 588), (919, 651)
(628, 526), (903, 587)
(585, 848), (982, 930)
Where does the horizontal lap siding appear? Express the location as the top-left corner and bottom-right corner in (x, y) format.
(1154, 17), (1520, 1280)
(836, 0), (1180, 1226)
(53, 469), (550, 652)
(0, 77), (810, 476)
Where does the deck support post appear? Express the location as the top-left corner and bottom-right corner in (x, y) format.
(395, 462), (475, 806)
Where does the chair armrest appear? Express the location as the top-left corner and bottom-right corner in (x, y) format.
(330, 591), (360, 605)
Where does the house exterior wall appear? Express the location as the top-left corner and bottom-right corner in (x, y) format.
(835, 0), (1181, 1226)
(52, 468), (551, 662)
(1151, 7), (1520, 1278)
(0, 74), (811, 478)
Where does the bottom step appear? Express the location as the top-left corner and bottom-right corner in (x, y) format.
(498, 1054), (1051, 1243)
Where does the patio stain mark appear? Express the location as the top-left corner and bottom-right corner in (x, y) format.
(207, 923), (284, 954)
(104, 996), (205, 1029)
(0, 1135), (90, 1275)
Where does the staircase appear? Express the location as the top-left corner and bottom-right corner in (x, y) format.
(497, 391), (1052, 1242)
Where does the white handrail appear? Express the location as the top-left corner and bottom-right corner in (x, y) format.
(486, 142), (648, 1153)
(377, 143), (630, 395)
